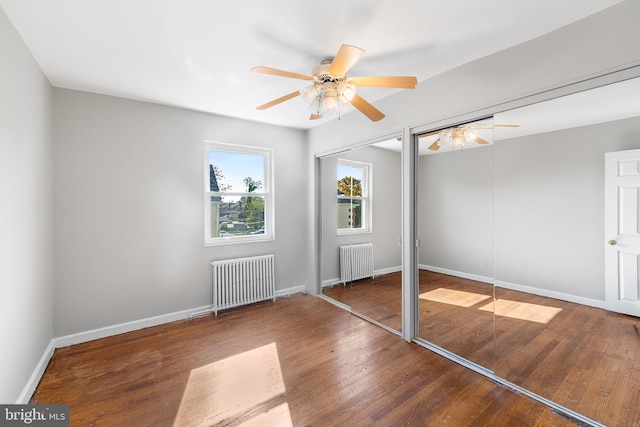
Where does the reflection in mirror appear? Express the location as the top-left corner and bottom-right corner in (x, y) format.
(492, 77), (640, 425)
(320, 150), (349, 303)
(321, 137), (403, 333)
(416, 117), (500, 370)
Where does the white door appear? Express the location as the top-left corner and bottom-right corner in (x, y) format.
(604, 149), (640, 317)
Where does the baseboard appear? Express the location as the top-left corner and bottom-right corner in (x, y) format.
(54, 304), (213, 348)
(375, 265), (402, 276)
(494, 280), (606, 310)
(322, 278), (341, 288)
(275, 285), (305, 297)
(17, 340), (55, 404)
(55, 285), (306, 348)
(419, 264), (493, 285)
(419, 264), (607, 309)
(323, 266), (402, 288)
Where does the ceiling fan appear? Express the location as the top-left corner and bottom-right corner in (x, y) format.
(422, 123), (520, 151)
(251, 44), (418, 122)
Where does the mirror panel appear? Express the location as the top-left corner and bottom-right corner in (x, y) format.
(320, 151), (348, 292)
(317, 74), (640, 426)
(416, 118), (496, 370)
(492, 77), (640, 424)
(321, 137), (403, 333)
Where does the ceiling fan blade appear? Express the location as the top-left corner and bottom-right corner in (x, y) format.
(463, 124), (520, 130)
(428, 139), (441, 151)
(418, 130), (440, 138)
(256, 90), (300, 110)
(250, 66), (315, 81)
(310, 113), (323, 120)
(474, 137), (491, 145)
(329, 44), (365, 77)
(349, 76), (417, 89)
(350, 94), (385, 122)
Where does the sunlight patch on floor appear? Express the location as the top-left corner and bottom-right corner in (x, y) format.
(419, 288), (492, 307)
(173, 342), (288, 426)
(238, 402), (292, 427)
(480, 299), (562, 324)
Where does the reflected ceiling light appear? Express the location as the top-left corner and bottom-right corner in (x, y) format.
(438, 127), (481, 151)
(426, 124), (518, 152)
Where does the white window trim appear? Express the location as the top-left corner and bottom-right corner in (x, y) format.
(337, 158), (372, 235)
(204, 141), (275, 246)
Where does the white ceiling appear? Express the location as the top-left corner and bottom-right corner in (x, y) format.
(0, 0), (622, 130)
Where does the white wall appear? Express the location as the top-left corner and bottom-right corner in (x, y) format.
(321, 145), (402, 282)
(494, 116), (640, 300)
(0, 8), (53, 403)
(418, 146), (494, 278)
(53, 89), (311, 336)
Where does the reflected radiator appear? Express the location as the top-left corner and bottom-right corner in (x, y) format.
(340, 243), (374, 284)
(211, 254), (275, 315)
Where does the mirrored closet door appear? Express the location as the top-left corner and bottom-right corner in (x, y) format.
(411, 76), (640, 426)
(320, 136), (403, 333)
(491, 76), (640, 425)
(416, 118), (497, 370)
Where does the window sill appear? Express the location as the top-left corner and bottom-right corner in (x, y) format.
(204, 235), (275, 246)
(336, 228), (372, 236)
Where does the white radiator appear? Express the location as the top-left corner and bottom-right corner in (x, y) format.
(211, 254), (275, 315)
(340, 243), (374, 284)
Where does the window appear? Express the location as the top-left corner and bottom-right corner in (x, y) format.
(205, 141), (273, 245)
(337, 159), (371, 234)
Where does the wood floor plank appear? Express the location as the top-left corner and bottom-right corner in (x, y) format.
(323, 270), (640, 426)
(31, 294), (575, 426)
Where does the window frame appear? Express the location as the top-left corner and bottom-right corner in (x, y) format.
(204, 141), (274, 246)
(337, 158), (372, 235)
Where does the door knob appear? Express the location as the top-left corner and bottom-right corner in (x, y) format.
(609, 239), (617, 246)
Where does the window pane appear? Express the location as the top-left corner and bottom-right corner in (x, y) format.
(337, 165), (363, 196)
(337, 199), (363, 229)
(210, 195), (265, 237)
(209, 195), (222, 238)
(209, 150), (265, 193)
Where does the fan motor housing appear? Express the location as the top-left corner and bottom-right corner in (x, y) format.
(312, 58), (340, 82)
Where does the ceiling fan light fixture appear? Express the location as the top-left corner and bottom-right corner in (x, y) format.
(463, 128), (477, 141)
(337, 81), (356, 103)
(300, 84), (318, 103)
(452, 136), (465, 150)
(322, 94), (339, 113)
(321, 82), (339, 113)
(439, 129), (453, 143)
(252, 44), (417, 122)
(439, 128), (466, 150)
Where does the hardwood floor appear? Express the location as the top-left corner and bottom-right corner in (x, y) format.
(323, 270), (640, 426)
(31, 294), (579, 426)
(324, 271), (403, 332)
(417, 271), (495, 369)
(493, 287), (640, 427)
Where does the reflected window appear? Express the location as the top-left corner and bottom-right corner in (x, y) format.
(337, 159), (371, 234)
